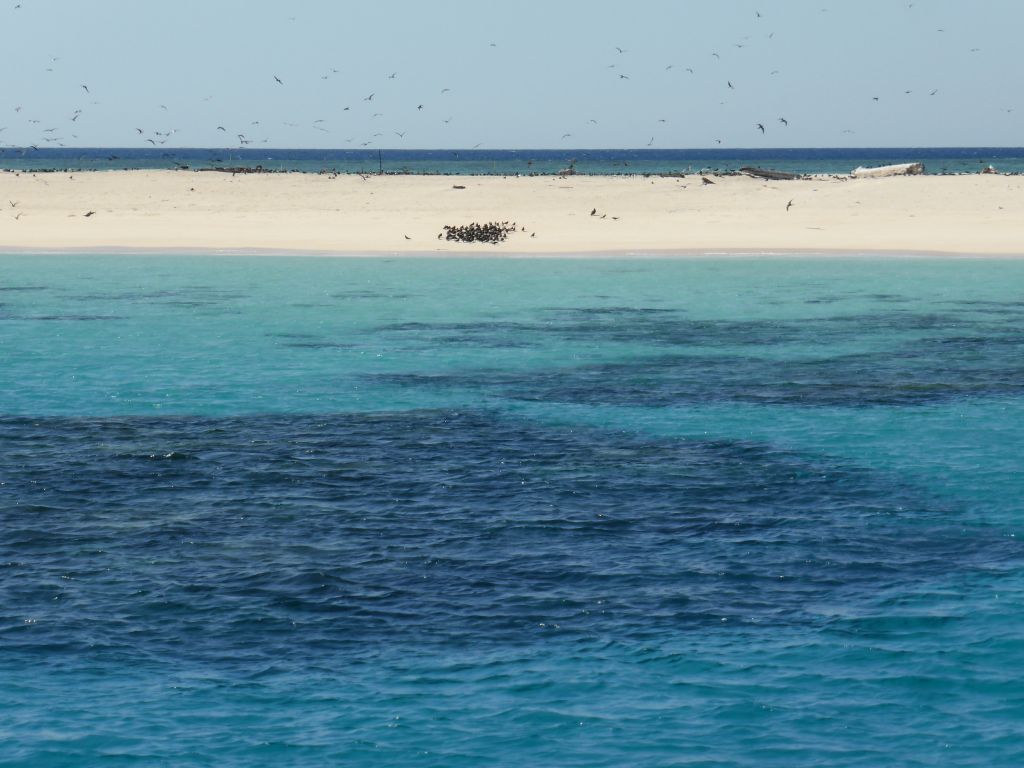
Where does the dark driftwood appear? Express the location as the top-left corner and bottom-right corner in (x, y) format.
(739, 166), (802, 181)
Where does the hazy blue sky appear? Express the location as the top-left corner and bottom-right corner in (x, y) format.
(1, 0), (1020, 149)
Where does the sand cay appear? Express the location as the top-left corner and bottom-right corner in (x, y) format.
(1, 169), (1022, 255)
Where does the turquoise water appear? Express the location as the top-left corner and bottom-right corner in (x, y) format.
(3, 147), (1023, 175)
(2, 255), (1023, 766)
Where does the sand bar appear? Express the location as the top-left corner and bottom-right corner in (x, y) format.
(1, 169), (1022, 255)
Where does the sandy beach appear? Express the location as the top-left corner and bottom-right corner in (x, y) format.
(1, 169), (1022, 255)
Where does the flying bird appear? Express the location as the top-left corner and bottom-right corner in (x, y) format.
(756, 123), (765, 133)
(274, 75), (283, 85)
(80, 84), (89, 93)
(779, 117), (788, 126)
(786, 199), (793, 211)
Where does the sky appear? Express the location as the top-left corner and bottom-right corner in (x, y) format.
(1, 0), (1020, 150)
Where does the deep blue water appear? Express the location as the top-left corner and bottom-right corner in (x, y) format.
(1, 255), (1023, 766)
(1, 146), (1022, 175)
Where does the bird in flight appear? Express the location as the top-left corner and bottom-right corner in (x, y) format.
(756, 123), (765, 133)
(81, 84), (90, 93)
(779, 117), (788, 126)
(786, 199), (793, 211)
(364, 92), (375, 101)
(274, 75), (283, 85)
(727, 81), (734, 89)
(615, 47), (627, 54)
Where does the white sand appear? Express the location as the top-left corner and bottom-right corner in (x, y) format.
(1, 169), (1022, 255)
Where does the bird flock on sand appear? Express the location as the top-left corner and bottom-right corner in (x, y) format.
(0, 3), (1009, 152)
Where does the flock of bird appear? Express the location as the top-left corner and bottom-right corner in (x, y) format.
(0, 3), (1011, 153)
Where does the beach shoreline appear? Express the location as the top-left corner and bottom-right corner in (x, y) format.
(2, 170), (1022, 256)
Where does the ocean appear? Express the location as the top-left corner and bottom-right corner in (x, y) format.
(2, 255), (1023, 766)
(1, 146), (1023, 176)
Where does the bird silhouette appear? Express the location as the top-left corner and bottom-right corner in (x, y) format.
(274, 75), (283, 85)
(756, 123), (765, 133)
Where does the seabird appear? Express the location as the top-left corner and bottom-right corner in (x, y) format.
(364, 92), (375, 101)
(779, 117), (788, 126)
(81, 84), (89, 93)
(274, 75), (283, 85)
(590, 208), (596, 216)
(786, 200), (793, 211)
(727, 81), (734, 89)
(756, 123), (765, 133)
(84, 210), (96, 217)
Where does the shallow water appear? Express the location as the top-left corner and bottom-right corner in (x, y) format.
(1, 255), (1022, 766)
(2, 146), (1022, 175)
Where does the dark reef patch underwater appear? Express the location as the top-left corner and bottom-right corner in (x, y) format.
(1, 255), (1023, 766)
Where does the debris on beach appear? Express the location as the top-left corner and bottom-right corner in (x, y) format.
(851, 162), (925, 178)
(441, 221), (517, 244)
(740, 166), (802, 180)
(198, 165), (277, 174)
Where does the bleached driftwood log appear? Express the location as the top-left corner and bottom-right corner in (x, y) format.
(851, 162), (925, 178)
